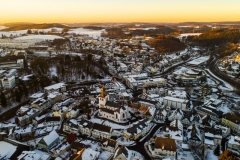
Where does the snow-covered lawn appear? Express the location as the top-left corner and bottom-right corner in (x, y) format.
(14, 35), (64, 40)
(117, 137), (135, 146)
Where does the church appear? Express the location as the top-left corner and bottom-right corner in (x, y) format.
(98, 86), (130, 123)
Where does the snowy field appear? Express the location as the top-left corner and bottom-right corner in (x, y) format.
(68, 28), (105, 39)
(14, 35), (64, 40)
(0, 141), (17, 158)
(0, 26), (8, 30)
(0, 29), (28, 37)
(178, 33), (202, 39)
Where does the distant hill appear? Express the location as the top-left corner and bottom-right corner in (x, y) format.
(1, 23), (69, 31)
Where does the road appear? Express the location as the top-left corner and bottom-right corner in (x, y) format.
(128, 123), (164, 160)
(208, 54), (236, 88)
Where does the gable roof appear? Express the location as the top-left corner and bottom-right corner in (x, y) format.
(39, 130), (59, 146)
(154, 137), (176, 151)
(92, 123), (112, 133)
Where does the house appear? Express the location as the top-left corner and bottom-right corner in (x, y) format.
(101, 138), (118, 153)
(214, 122), (231, 138)
(98, 86), (130, 122)
(53, 106), (68, 119)
(71, 141), (85, 154)
(113, 146), (132, 160)
(227, 136), (240, 153)
(1, 76), (15, 88)
(92, 123), (112, 140)
(181, 112), (193, 128)
(222, 113), (240, 135)
(187, 124), (202, 145)
(160, 125), (183, 143)
(51, 141), (71, 157)
(45, 117), (61, 127)
(38, 130), (60, 150)
(44, 82), (66, 93)
(31, 98), (50, 110)
(78, 119), (93, 136)
(163, 96), (189, 111)
(17, 151), (42, 160)
(123, 119), (152, 140)
(204, 126), (222, 148)
(63, 119), (79, 134)
(66, 109), (80, 119)
(81, 148), (100, 160)
(168, 108), (184, 121)
(154, 137), (176, 158)
(29, 92), (44, 102)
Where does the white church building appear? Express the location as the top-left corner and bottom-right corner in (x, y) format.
(98, 86), (130, 123)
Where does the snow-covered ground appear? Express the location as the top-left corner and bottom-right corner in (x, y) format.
(177, 151), (195, 160)
(0, 29), (28, 37)
(14, 35), (64, 40)
(89, 117), (104, 124)
(103, 121), (129, 129)
(117, 137), (135, 146)
(68, 28), (105, 39)
(206, 69), (234, 91)
(206, 149), (218, 160)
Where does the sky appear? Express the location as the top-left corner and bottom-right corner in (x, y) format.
(0, 0), (240, 23)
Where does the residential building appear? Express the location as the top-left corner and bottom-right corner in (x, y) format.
(222, 113), (240, 135)
(91, 123), (112, 139)
(154, 137), (176, 158)
(38, 130), (60, 150)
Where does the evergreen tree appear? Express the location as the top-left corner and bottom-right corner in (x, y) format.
(0, 92), (7, 108)
(213, 145), (220, 156)
(15, 89), (21, 102)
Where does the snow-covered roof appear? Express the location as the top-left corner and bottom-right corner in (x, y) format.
(41, 130), (59, 146)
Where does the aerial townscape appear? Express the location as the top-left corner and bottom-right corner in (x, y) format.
(1, 1), (240, 160)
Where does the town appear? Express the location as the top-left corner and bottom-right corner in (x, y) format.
(0, 22), (240, 160)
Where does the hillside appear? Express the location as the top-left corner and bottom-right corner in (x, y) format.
(1, 23), (69, 31)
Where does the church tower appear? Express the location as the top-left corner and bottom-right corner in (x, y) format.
(99, 85), (108, 108)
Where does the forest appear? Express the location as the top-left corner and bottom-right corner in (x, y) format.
(146, 34), (186, 53)
(187, 29), (240, 47)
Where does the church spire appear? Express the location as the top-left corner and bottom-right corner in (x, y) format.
(100, 85), (106, 98)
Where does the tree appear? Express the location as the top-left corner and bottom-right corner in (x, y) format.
(27, 29), (32, 34)
(15, 89), (21, 102)
(66, 133), (77, 144)
(214, 145), (220, 156)
(62, 27), (69, 34)
(219, 150), (238, 160)
(0, 92), (7, 107)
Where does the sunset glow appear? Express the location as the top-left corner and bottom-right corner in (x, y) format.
(0, 0), (240, 23)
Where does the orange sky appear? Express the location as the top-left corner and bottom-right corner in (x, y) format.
(0, 0), (240, 23)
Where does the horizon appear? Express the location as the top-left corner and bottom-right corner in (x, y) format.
(1, 0), (240, 24)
